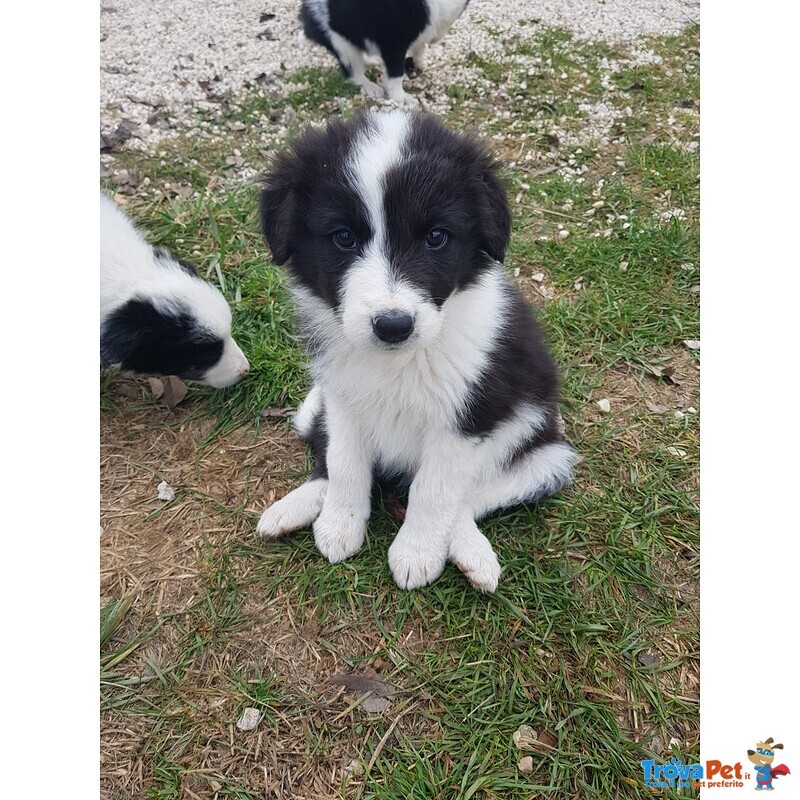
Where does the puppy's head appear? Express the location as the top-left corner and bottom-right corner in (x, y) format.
(101, 248), (250, 388)
(259, 110), (511, 351)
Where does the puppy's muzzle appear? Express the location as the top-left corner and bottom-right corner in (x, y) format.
(372, 311), (415, 343)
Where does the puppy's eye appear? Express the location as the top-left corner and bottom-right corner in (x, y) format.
(426, 229), (448, 250)
(332, 229), (356, 250)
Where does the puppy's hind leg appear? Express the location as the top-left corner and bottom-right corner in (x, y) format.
(257, 478), (327, 538)
(407, 40), (427, 72)
(447, 441), (579, 590)
(471, 442), (579, 520)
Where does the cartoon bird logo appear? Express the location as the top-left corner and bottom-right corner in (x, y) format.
(747, 738), (791, 791)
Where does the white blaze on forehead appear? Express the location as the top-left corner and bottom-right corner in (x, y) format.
(347, 110), (412, 249)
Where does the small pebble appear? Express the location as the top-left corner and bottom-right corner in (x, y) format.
(156, 481), (175, 502)
(558, 229), (570, 239)
(518, 756), (534, 774)
(513, 724), (538, 750)
(344, 759), (365, 780)
(596, 398), (611, 413)
(236, 707), (262, 731)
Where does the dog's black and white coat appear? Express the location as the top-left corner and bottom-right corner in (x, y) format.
(300, 0), (469, 105)
(256, 111), (578, 591)
(100, 194), (250, 388)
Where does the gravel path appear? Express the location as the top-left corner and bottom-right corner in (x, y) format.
(100, 0), (698, 146)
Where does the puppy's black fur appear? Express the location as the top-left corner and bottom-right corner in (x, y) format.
(101, 297), (225, 379)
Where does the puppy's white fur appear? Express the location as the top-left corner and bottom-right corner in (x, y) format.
(257, 112), (578, 591)
(301, 0), (468, 105)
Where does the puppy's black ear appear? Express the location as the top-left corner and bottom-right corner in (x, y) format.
(478, 161), (512, 262)
(100, 300), (146, 367)
(259, 163), (296, 266)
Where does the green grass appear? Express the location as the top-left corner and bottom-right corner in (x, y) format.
(101, 22), (699, 800)
(286, 66), (360, 109)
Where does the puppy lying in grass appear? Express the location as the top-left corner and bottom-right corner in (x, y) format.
(100, 193), (249, 389)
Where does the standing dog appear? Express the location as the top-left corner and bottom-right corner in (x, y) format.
(100, 194), (250, 388)
(300, 0), (470, 104)
(256, 111), (578, 591)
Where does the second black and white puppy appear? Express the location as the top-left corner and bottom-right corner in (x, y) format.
(100, 193), (250, 388)
(256, 110), (578, 591)
(300, 0), (470, 104)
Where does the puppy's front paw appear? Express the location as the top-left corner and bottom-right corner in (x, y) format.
(256, 479), (326, 538)
(449, 522), (501, 593)
(313, 505), (367, 563)
(388, 526), (447, 589)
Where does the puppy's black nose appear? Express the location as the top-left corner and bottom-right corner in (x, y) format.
(372, 311), (414, 343)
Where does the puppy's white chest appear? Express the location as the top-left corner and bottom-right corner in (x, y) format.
(331, 354), (464, 472)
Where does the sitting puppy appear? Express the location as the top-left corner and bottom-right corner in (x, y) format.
(100, 193), (250, 388)
(256, 111), (578, 591)
(300, 0), (469, 105)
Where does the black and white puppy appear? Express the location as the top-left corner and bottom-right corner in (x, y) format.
(100, 193), (250, 388)
(256, 111), (578, 591)
(300, 0), (469, 105)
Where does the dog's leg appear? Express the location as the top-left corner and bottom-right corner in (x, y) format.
(329, 33), (383, 98)
(256, 478), (327, 538)
(470, 441), (579, 520)
(408, 41), (427, 71)
(447, 512), (502, 593)
(388, 436), (473, 589)
(381, 45), (419, 106)
(312, 397), (372, 563)
(446, 441), (578, 591)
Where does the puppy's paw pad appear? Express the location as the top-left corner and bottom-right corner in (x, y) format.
(313, 511), (366, 563)
(388, 538), (446, 590)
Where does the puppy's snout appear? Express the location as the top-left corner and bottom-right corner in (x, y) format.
(372, 311), (414, 343)
(239, 360), (251, 378)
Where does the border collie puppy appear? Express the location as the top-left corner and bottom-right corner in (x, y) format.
(255, 111), (578, 591)
(100, 193), (250, 389)
(300, 0), (469, 105)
